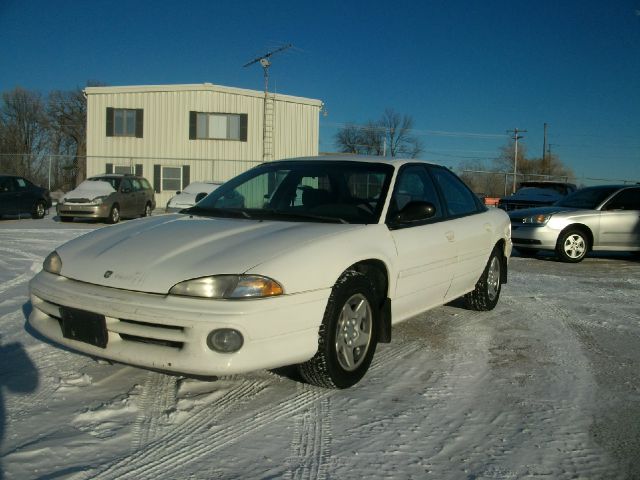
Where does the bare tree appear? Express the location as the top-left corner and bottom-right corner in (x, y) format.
(334, 109), (422, 158)
(380, 108), (422, 158)
(48, 87), (87, 186)
(334, 123), (362, 154)
(494, 140), (573, 180)
(0, 87), (47, 179)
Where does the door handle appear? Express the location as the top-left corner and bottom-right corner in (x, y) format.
(445, 231), (455, 242)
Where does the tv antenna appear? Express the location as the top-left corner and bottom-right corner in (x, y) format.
(243, 43), (292, 94)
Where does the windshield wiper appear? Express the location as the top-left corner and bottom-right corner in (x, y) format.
(183, 206), (253, 219)
(256, 209), (348, 224)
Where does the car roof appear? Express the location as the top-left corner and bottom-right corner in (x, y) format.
(272, 155), (438, 168)
(89, 174), (142, 179)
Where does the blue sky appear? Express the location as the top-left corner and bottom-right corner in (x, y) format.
(1, 0), (639, 183)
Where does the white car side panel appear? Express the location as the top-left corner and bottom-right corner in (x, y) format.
(249, 224), (398, 296)
(389, 221), (456, 322)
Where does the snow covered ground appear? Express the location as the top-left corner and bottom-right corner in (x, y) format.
(1, 216), (639, 479)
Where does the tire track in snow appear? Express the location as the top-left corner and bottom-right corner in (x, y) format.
(82, 340), (422, 480)
(79, 377), (271, 480)
(130, 372), (178, 450)
(285, 393), (332, 480)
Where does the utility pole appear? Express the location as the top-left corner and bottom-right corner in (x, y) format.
(507, 128), (527, 193)
(542, 123), (548, 174)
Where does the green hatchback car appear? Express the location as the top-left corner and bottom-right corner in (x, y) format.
(57, 174), (155, 223)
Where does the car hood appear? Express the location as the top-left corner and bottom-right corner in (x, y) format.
(56, 214), (363, 294)
(64, 181), (115, 201)
(508, 205), (593, 219)
(502, 188), (563, 203)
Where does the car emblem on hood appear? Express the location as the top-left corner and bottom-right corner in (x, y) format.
(104, 270), (113, 278)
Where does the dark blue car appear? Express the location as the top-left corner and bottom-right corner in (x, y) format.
(0, 174), (52, 219)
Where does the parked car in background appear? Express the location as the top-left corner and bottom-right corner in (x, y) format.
(509, 185), (640, 262)
(0, 174), (52, 219)
(57, 174), (155, 224)
(498, 181), (577, 211)
(165, 181), (222, 213)
(29, 156), (511, 389)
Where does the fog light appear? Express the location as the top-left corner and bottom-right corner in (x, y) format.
(207, 329), (243, 353)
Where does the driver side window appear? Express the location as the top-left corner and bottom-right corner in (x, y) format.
(604, 188), (640, 211)
(388, 165), (442, 222)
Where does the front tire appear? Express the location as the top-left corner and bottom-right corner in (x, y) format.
(298, 270), (379, 389)
(106, 205), (120, 224)
(556, 229), (588, 263)
(465, 246), (503, 311)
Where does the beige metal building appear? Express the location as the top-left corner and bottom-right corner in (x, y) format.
(85, 83), (323, 207)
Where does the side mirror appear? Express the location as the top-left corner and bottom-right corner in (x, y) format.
(195, 192), (208, 203)
(394, 201), (436, 223)
(123, 187), (132, 194)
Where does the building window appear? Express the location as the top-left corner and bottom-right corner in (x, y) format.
(114, 165), (132, 175)
(106, 107), (143, 138)
(162, 167), (182, 191)
(189, 112), (247, 141)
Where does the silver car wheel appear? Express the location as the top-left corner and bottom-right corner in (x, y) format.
(563, 233), (586, 259)
(487, 256), (501, 301)
(335, 293), (372, 372)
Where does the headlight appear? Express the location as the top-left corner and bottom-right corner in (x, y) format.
(521, 214), (551, 225)
(43, 251), (62, 274)
(169, 275), (284, 299)
(92, 195), (108, 205)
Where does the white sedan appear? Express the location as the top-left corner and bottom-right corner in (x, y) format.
(29, 156), (512, 388)
(165, 181), (222, 213)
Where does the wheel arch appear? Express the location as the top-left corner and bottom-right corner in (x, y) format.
(342, 259), (392, 343)
(494, 238), (508, 284)
(558, 223), (593, 252)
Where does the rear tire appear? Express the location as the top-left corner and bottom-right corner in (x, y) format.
(298, 270), (378, 389)
(32, 200), (46, 219)
(143, 202), (152, 217)
(465, 246), (503, 311)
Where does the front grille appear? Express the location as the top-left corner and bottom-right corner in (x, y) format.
(118, 333), (183, 349)
(64, 209), (97, 215)
(33, 296), (187, 351)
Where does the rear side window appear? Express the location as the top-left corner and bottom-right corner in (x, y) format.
(430, 167), (481, 217)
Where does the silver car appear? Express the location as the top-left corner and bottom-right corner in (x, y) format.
(509, 185), (640, 262)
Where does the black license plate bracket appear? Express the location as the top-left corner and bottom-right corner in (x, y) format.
(60, 307), (108, 349)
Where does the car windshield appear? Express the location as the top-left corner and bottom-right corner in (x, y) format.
(183, 182), (219, 194)
(555, 186), (620, 209)
(91, 177), (122, 190)
(187, 160), (394, 224)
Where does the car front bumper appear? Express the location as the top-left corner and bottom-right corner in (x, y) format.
(57, 202), (112, 219)
(29, 271), (328, 376)
(510, 223), (560, 250)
